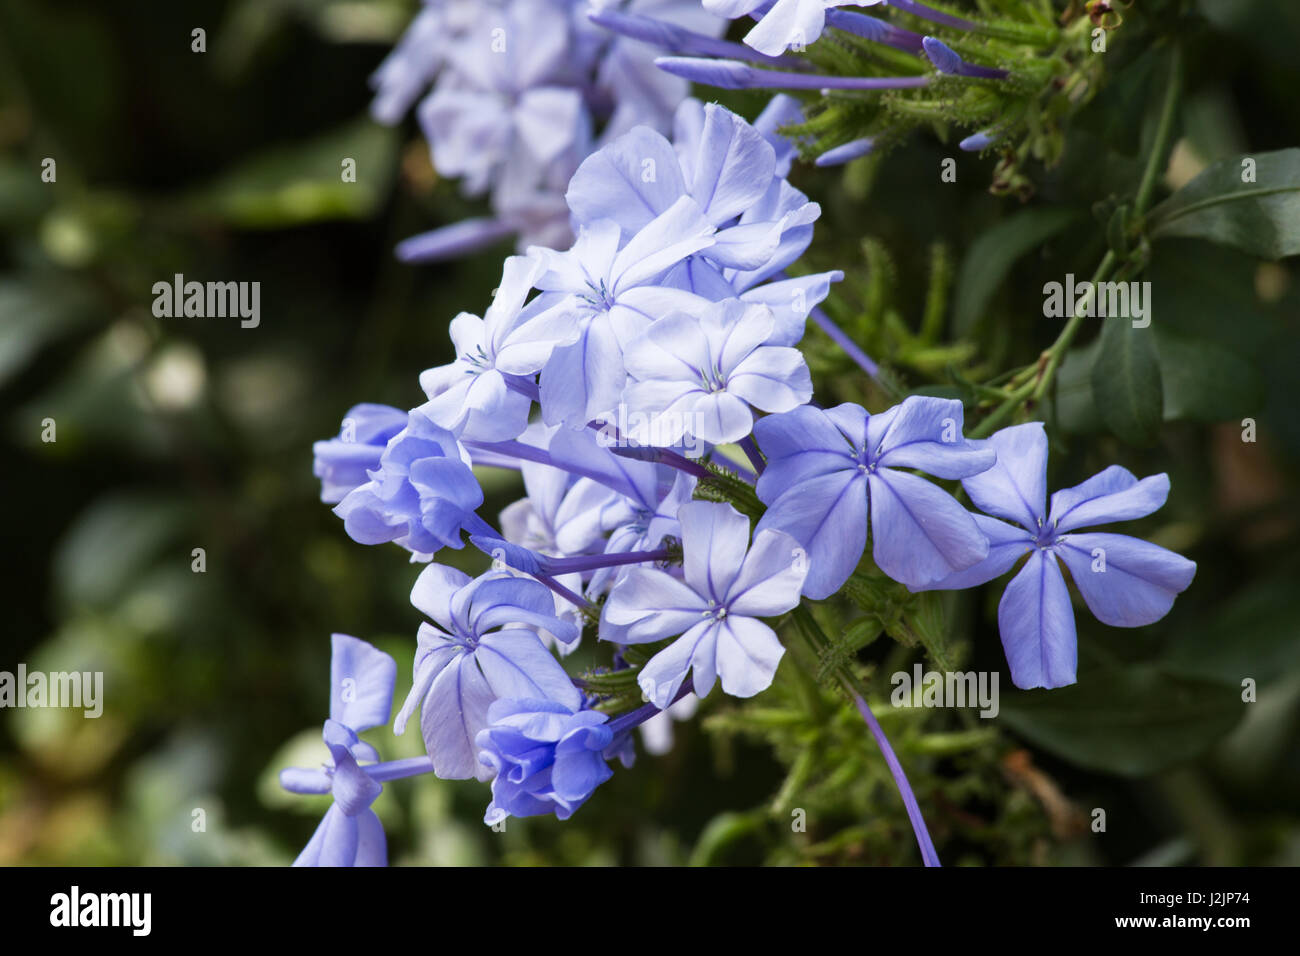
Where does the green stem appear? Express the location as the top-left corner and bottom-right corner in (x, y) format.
(1030, 249), (1118, 403)
(972, 43), (1184, 435)
(789, 605), (941, 866)
(1134, 43), (1185, 218)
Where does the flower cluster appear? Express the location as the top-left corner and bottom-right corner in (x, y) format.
(285, 96), (1195, 866)
(371, 0), (731, 260)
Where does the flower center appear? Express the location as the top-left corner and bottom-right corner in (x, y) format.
(1033, 516), (1058, 549)
(580, 279), (616, 311)
(462, 343), (491, 374)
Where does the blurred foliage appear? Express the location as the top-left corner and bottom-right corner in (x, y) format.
(1, 0), (1299, 867)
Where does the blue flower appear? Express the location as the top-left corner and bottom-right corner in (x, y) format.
(918, 422), (1197, 690)
(393, 566), (582, 779)
(416, 256), (574, 442)
(753, 396), (996, 597)
(565, 100), (839, 341)
(418, 0), (587, 198)
(312, 404), (409, 503)
(374, 0), (724, 261)
(369, 2), (472, 125)
(604, 500), (808, 708)
(622, 298), (812, 446)
(476, 698), (615, 823)
(707, 0), (883, 57)
(589, 0), (730, 135)
(529, 196), (717, 425)
(332, 408), (485, 557)
(280, 634), (398, 867)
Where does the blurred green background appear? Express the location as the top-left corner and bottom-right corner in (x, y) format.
(2, 0), (1299, 866)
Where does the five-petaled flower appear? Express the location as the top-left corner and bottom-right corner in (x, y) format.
(280, 634), (398, 867)
(605, 500), (808, 709)
(753, 396), (996, 598)
(917, 422), (1197, 690)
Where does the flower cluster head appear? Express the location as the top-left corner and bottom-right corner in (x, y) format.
(371, 0), (730, 260)
(294, 42), (1198, 864)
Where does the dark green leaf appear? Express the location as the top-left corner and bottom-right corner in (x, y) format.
(951, 206), (1080, 335)
(1156, 327), (1264, 422)
(188, 117), (399, 228)
(1090, 317), (1163, 444)
(1163, 559), (1300, 686)
(999, 664), (1244, 776)
(1049, 338), (1103, 433)
(1147, 148), (1300, 260)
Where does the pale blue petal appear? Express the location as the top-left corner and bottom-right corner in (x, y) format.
(476, 630), (583, 711)
(874, 395), (994, 479)
(639, 619), (717, 708)
(726, 528), (809, 616)
(565, 126), (686, 234)
(714, 616), (785, 697)
(744, 0), (830, 57)
(293, 804), (356, 867)
(688, 390), (755, 444)
(726, 345), (812, 412)
(690, 103), (776, 224)
(997, 550), (1077, 689)
(868, 468), (990, 588)
(409, 564), (472, 629)
(915, 513), (1033, 591)
(756, 469), (867, 600)
(1054, 532), (1196, 627)
(329, 633), (397, 732)
(1048, 468), (1171, 533)
(420, 652), (496, 780)
(959, 422), (1048, 531)
(737, 271), (840, 344)
(602, 567), (708, 642)
(680, 500), (752, 601)
(351, 808), (387, 867)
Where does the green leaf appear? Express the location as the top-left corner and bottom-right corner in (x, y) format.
(53, 494), (187, 609)
(188, 117), (398, 228)
(1145, 239), (1276, 351)
(1163, 559), (1300, 686)
(1090, 317), (1163, 445)
(1049, 338), (1103, 433)
(0, 279), (98, 387)
(999, 664), (1245, 776)
(1147, 148), (1300, 260)
(951, 207), (1080, 335)
(1155, 327), (1264, 422)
